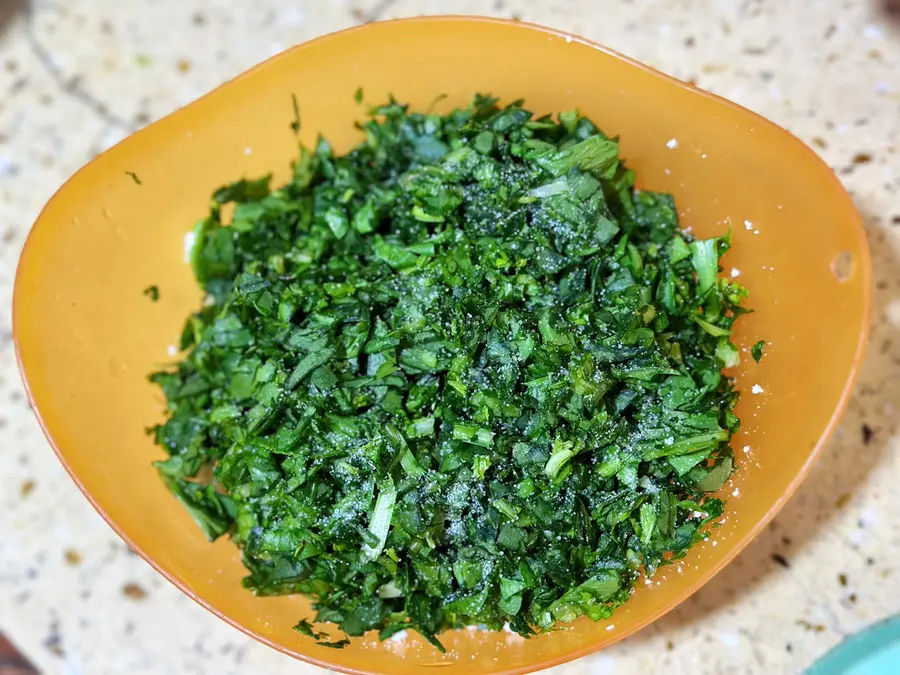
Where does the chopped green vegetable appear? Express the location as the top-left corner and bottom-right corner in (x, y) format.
(143, 284), (160, 301)
(125, 171), (143, 185)
(149, 94), (750, 650)
(752, 340), (765, 363)
(290, 93), (301, 135)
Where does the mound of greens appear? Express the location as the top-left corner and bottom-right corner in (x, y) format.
(149, 95), (749, 650)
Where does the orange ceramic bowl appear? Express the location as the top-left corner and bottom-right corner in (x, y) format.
(14, 16), (870, 675)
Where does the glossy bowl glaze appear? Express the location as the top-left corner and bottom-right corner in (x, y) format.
(14, 16), (870, 675)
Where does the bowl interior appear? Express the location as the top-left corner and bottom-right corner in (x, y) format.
(14, 17), (869, 675)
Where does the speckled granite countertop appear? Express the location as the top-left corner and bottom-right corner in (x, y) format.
(0, 1), (898, 673)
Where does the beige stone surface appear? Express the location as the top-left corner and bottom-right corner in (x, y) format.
(0, 1), (898, 673)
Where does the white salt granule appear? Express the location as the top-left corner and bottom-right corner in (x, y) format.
(751, 384), (764, 394)
(666, 138), (678, 149)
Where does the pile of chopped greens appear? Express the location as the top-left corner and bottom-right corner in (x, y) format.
(149, 94), (751, 650)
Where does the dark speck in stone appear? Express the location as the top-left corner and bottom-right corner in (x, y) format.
(824, 23), (836, 38)
(26, 568), (39, 579)
(862, 423), (874, 444)
(759, 70), (774, 82)
(44, 621), (64, 657)
(684, 36), (696, 47)
(781, 536), (792, 546)
(848, 593), (857, 603)
(9, 77), (27, 94)
(4, 60), (17, 73)
(20, 480), (35, 497)
(493, 0), (505, 9)
(853, 152), (873, 165)
(739, 0), (765, 18)
(838, 573), (848, 586)
(192, 13), (207, 27)
(666, 640), (674, 650)
(867, 557), (876, 566)
(134, 111), (151, 126)
(892, 215), (900, 225)
(786, 643), (793, 653)
(771, 553), (790, 568)
(122, 582), (148, 600)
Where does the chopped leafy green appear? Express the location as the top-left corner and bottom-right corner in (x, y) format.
(752, 340), (765, 363)
(149, 94), (751, 650)
(126, 171), (142, 185)
(290, 93), (301, 135)
(143, 284), (160, 301)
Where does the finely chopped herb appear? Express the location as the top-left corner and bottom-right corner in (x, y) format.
(149, 94), (751, 650)
(751, 340), (765, 363)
